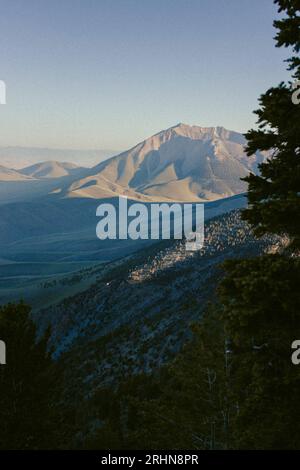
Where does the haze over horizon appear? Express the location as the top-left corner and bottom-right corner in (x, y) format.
(0, 0), (290, 151)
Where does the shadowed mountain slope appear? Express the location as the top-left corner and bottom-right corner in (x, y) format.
(65, 123), (269, 202)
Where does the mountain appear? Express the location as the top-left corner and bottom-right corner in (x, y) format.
(0, 124), (269, 203)
(19, 161), (85, 179)
(0, 147), (118, 169)
(64, 123), (268, 202)
(0, 164), (33, 181)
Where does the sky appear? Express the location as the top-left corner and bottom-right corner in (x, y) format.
(0, 0), (291, 151)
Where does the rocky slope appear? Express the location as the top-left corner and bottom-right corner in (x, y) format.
(35, 210), (281, 397)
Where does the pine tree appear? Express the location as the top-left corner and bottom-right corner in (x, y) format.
(219, 256), (300, 448)
(242, 0), (300, 249)
(216, 0), (300, 448)
(119, 306), (233, 450)
(0, 302), (61, 449)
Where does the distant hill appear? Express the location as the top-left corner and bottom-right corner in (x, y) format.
(0, 164), (33, 181)
(0, 147), (117, 169)
(19, 161), (85, 179)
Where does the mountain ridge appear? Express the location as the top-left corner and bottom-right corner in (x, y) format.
(63, 123), (268, 202)
(0, 124), (270, 203)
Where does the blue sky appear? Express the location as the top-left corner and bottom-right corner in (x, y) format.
(0, 0), (291, 151)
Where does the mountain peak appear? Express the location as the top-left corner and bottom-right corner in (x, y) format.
(172, 122), (190, 128)
(167, 123), (228, 140)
